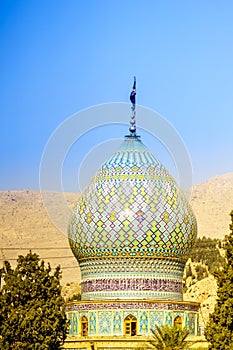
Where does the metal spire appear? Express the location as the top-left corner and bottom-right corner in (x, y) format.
(129, 76), (136, 135)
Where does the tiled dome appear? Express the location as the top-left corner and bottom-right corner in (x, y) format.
(68, 135), (197, 301)
(69, 135), (196, 260)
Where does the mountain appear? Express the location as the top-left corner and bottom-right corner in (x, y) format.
(1, 173), (233, 286)
(184, 275), (218, 327)
(0, 190), (80, 285)
(190, 172), (233, 238)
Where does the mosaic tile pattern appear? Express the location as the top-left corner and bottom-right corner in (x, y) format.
(66, 301), (199, 312)
(66, 302), (199, 336)
(165, 311), (173, 326)
(69, 136), (197, 262)
(139, 311), (148, 333)
(81, 278), (182, 293)
(98, 311), (112, 334)
(149, 310), (164, 328)
(89, 311), (96, 335)
(82, 290), (182, 301)
(189, 312), (196, 335)
(113, 311), (122, 334)
(79, 257), (185, 279)
(67, 312), (79, 335)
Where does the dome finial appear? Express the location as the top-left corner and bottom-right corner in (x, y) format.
(129, 76), (136, 135)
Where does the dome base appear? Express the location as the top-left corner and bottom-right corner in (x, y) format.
(66, 299), (200, 338)
(79, 257), (186, 300)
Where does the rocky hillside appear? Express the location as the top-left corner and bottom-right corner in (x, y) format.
(0, 190), (80, 285)
(190, 172), (233, 238)
(184, 275), (218, 327)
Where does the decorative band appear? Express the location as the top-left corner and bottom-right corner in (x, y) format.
(81, 278), (182, 293)
(66, 300), (199, 313)
(71, 245), (190, 261)
(79, 257), (185, 277)
(94, 172), (172, 183)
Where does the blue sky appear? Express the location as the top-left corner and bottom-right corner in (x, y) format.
(1, 0), (233, 191)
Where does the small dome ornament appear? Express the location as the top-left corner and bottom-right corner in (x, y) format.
(129, 76), (137, 135)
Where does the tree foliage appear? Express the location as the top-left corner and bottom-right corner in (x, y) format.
(190, 236), (225, 274)
(205, 211), (233, 349)
(0, 252), (69, 350)
(146, 324), (190, 350)
(195, 264), (208, 281)
(183, 236), (225, 291)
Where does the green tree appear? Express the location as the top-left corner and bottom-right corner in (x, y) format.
(205, 211), (233, 349)
(146, 324), (190, 350)
(0, 252), (69, 350)
(195, 264), (208, 281)
(190, 236), (225, 275)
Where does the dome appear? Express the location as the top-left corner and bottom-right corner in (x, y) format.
(68, 135), (197, 301)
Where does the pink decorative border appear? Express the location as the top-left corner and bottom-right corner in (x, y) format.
(81, 278), (182, 293)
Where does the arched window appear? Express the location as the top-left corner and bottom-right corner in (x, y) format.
(124, 314), (137, 336)
(80, 315), (88, 336)
(174, 315), (182, 328)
